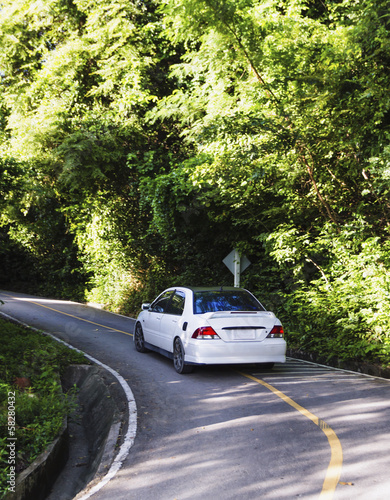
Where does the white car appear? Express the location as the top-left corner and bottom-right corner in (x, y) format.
(134, 286), (286, 374)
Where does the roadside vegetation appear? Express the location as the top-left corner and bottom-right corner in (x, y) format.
(0, 318), (88, 496)
(1, 0), (390, 369)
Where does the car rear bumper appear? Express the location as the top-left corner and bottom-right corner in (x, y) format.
(183, 338), (287, 365)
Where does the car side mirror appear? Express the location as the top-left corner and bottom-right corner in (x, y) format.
(142, 303), (151, 310)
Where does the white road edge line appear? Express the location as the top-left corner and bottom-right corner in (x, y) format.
(0, 311), (137, 499)
(75, 354), (137, 500)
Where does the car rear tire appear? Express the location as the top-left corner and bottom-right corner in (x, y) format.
(134, 323), (148, 353)
(173, 338), (193, 374)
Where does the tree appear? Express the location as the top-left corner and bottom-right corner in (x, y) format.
(147, 0), (390, 363)
(1, 0), (390, 363)
(0, 0), (182, 304)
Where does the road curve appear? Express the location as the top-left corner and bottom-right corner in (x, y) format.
(1, 290), (390, 500)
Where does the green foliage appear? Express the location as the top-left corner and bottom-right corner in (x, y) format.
(0, 156), (87, 299)
(143, 0), (390, 366)
(0, 319), (88, 495)
(1, 0), (390, 367)
(265, 224), (390, 364)
(0, 320), (87, 382)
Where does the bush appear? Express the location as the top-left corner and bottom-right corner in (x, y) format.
(278, 234), (390, 366)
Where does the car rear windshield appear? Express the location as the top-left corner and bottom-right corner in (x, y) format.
(193, 290), (265, 314)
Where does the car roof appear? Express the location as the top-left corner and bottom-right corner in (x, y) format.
(173, 286), (248, 293)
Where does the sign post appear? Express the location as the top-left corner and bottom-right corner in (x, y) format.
(233, 249), (240, 288)
(223, 248), (251, 288)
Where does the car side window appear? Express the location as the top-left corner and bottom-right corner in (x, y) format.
(150, 291), (174, 313)
(167, 291), (185, 316)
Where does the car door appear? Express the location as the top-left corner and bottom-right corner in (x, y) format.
(143, 290), (174, 347)
(159, 290), (186, 352)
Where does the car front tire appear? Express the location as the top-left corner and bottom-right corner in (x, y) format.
(173, 337), (193, 374)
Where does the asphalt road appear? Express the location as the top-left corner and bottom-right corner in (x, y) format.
(1, 290), (390, 500)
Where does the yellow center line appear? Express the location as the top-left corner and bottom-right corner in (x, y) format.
(3, 294), (133, 337)
(239, 371), (343, 500)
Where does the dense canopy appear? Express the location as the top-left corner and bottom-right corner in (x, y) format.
(1, 0), (390, 365)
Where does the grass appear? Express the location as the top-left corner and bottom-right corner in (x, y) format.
(0, 318), (89, 496)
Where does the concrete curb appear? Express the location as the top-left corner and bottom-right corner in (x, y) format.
(59, 364), (127, 498)
(73, 353), (137, 500)
(6, 417), (68, 500)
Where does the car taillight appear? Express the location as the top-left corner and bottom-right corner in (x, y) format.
(192, 327), (220, 339)
(266, 325), (284, 338)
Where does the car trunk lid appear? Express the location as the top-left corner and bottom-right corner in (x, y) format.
(205, 311), (277, 342)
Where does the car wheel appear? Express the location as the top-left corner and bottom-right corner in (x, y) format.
(134, 323), (148, 353)
(173, 338), (193, 374)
